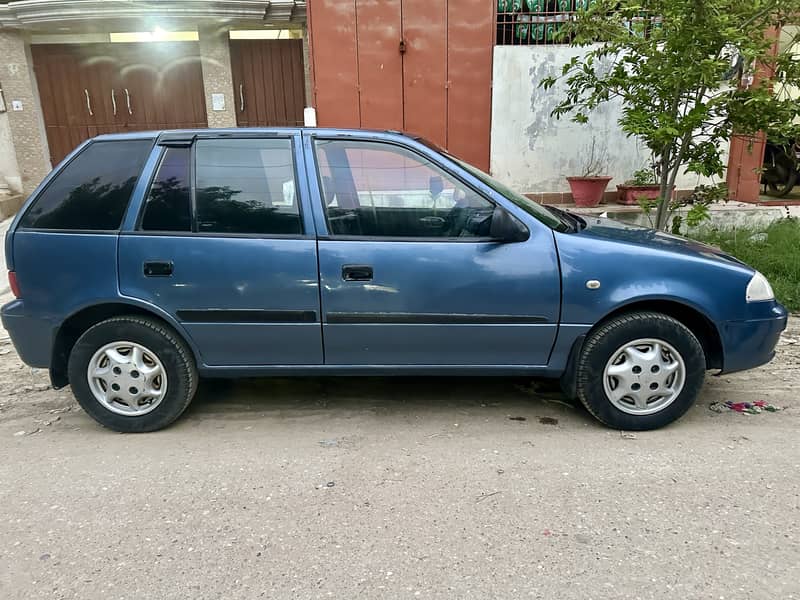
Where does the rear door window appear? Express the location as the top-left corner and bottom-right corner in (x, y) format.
(20, 139), (153, 230)
(194, 138), (301, 235)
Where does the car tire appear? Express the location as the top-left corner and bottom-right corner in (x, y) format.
(575, 311), (706, 431)
(68, 315), (198, 432)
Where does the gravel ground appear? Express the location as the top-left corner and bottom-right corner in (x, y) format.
(0, 316), (798, 600)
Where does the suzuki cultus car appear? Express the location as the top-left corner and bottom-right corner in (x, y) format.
(1, 129), (787, 432)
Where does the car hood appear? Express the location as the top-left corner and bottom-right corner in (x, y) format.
(570, 215), (751, 270)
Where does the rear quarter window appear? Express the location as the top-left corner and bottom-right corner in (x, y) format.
(20, 139), (153, 231)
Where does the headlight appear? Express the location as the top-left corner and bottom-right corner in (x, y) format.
(746, 271), (775, 302)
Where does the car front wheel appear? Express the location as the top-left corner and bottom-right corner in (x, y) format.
(68, 316), (198, 432)
(575, 311), (706, 430)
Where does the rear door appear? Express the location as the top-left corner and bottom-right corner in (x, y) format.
(305, 133), (561, 366)
(118, 132), (323, 367)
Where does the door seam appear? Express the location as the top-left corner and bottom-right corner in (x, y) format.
(545, 230), (564, 365)
(400, 0), (406, 130)
(301, 131), (328, 364)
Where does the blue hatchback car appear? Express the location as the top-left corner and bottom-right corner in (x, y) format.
(1, 129), (788, 432)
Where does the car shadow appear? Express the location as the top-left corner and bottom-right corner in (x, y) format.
(182, 375), (585, 423)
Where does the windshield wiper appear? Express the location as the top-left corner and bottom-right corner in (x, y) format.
(544, 205), (582, 232)
(569, 211), (587, 230)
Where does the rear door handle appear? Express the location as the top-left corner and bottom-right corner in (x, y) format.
(342, 264), (373, 281)
(143, 261), (173, 277)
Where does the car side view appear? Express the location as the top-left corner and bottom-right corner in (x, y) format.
(1, 129), (788, 432)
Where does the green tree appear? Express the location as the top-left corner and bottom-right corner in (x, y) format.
(542, 0), (800, 229)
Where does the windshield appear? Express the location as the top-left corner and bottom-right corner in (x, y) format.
(447, 155), (568, 232)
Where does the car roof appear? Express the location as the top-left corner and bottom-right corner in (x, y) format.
(91, 127), (417, 144)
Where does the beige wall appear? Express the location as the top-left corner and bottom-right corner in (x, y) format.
(0, 110), (22, 193)
(198, 28), (237, 128)
(0, 30), (51, 196)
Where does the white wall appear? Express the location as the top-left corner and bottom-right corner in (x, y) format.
(490, 45), (720, 194)
(776, 26), (800, 105)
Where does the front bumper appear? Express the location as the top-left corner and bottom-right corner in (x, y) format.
(1, 299), (53, 368)
(719, 302), (788, 374)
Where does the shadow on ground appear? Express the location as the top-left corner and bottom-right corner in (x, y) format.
(185, 375), (579, 421)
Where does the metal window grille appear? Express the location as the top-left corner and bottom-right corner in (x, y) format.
(496, 1), (660, 46)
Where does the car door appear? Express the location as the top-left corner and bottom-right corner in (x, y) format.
(118, 132), (323, 367)
(304, 132), (561, 366)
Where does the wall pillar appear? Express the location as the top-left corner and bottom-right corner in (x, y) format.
(302, 27), (312, 111)
(725, 26), (780, 203)
(0, 30), (51, 196)
(198, 28), (237, 128)
(727, 134), (766, 202)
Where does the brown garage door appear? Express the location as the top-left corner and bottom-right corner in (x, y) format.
(32, 43), (207, 165)
(308, 0), (494, 171)
(230, 39), (306, 128)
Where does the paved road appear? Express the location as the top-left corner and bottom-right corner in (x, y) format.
(0, 312), (798, 599)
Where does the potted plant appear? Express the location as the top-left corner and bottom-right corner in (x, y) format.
(616, 167), (661, 205)
(566, 138), (612, 207)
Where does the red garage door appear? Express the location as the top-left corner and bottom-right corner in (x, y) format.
(308, 0), (494, 171)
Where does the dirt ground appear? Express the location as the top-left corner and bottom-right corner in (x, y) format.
(0, 317), (798, 600)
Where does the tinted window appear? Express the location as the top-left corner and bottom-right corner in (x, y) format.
(314, 140), (496, 238)
(141, 147), (192, 232)
(195, 138), (301, 235)
(21, 140), (152, 230)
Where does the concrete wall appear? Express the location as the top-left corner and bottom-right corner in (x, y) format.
(490, 45), (722, 197)
(0, 30), (51, 196)
(198, 28), (237, 128)
(0, 110), (22, 193)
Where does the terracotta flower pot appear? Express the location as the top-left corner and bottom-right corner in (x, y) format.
(616, 184), (661, 206)
(566, 176), (612, 208)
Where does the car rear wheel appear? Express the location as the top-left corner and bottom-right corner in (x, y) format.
(68, 316), (197, 432)
(575, 311), (706, 430)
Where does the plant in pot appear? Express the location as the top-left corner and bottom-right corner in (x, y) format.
(566, 138), (612, 208)
(617, 166), (661, 205)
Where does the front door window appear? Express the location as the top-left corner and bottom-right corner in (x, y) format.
(314, 139), (496, 238)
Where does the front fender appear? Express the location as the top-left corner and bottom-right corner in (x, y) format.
(555, 230), (754, 326)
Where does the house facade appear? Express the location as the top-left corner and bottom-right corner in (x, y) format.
(0, 0), (767, 211)
(0, 0), (309, 206)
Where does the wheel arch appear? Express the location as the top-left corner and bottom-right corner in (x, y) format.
(561, 297), (724, 399)
(50, 300), (199, 389)
(592, 298), (724, 370)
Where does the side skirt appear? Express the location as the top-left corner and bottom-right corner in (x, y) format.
(199, 364), (562, 378)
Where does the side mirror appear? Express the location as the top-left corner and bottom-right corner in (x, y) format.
(490, 205), (529, 243)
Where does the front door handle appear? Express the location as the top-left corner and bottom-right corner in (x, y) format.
(143, 261), (173, 277)
(342, 265), (373, 281)
(420, 215), (446, 229)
